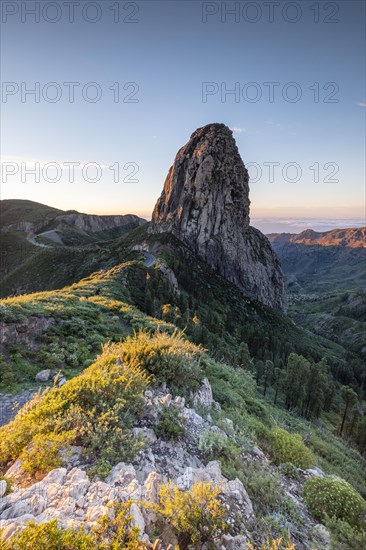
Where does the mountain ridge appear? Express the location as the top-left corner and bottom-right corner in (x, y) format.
(0, 199), (146, 237)
(268, 227), (365, 249)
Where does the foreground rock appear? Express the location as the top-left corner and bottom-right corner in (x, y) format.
(0, 379), (329, 549)
(0, 379), (254, 547)
(0, 461), (252, 547)
(149, 123), (286, 311)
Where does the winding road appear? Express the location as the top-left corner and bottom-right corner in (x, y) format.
(142, 252), (156, 267)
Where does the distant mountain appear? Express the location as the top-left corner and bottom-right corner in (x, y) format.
(267, 227), (366, 293)
(268, 227), (365, 249)
(0, 199), (63, 228)
(0, 199), (146, 242)
(268, 226), (366, 365)
(0, 199), (146, 295)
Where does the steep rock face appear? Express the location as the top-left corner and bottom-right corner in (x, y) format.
(0, 317), (54, 349)
(150, 123), (287, 311)
(56, 213), (145, 233)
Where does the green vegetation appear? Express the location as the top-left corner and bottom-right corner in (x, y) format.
(0, 237), (100, 299)
(158, 481), (227, 548)
(303, 476), (366, 528)
(289, 289), (366, 358)
(0, 264), (176, 391)
(155, 406), (186, 440)
(0, 198), (143, 298)
(1, 209), (366, 547)
(0, 314), (365, 546)
(0, 502), (148, 550)
(115, 329), (203, 391)
(198, 428), (240, 466)
(0, 200), (63, 228)
(269, 428), (315, 469)
(198, 428), (229, 457)
(0, 520), (96, 550)
(0, 341), (150, 475)
(325, 516), (366, 550)
(271, 237), (366, 456)
(247, 539), (295, 550)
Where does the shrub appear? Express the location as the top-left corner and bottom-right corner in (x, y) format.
(270, 428), (315, 469)
(1, 506), (152, 549)
(0, 345), (149, 475)
(245, 417), (273, 451)
(158, 481), (228, 548)
(239, 463), (286, 516)
(324, 516), (366, 550)
(198, 428), (228, 457)
(248, 516), (296, 550)
(19, 431), (75, 475)
(1, 520), (96, 550)
(198, 428), (240, 466)
(247, 538), (295, 550)
(116, 329), (203, 390)
(204, 359), (256, 411)
(93, 500), (148, 548)
(87, 459), (113, 482)
(278, 463), (300, 481)
(303, 476), (366, 528)
(155, 406), (185, 440)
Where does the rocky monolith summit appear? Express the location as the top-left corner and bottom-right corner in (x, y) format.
(149, 123), (287, 311)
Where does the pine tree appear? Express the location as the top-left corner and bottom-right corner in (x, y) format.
(339, 386), (358, 436)
(282, 353), (310, 411)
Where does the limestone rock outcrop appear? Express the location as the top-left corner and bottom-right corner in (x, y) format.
(0, 381), (329, 548)
(149, 123), (287, 311)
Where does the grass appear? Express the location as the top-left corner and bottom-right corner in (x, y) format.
(4, 260), (363, 482)
(266, 403), (366, 497)
(0, 199), (62, 228)
(0, 263), (175, 392)
(0, 338), (151, 475)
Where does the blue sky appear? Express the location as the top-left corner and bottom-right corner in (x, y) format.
(1, 0), (365, 232)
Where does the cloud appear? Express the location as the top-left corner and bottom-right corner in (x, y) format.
(230, 127), (246, 134)
(356, 102), (366, 107)
(265, 120), (281, 127)
(251, 217), (365, 234)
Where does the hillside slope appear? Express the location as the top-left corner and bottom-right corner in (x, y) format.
(0, 200), (146, 237)
(1, 221), (364, 392)
(0, 289), (365, 549)
(267, 228), (366, 367)
(0, 200), (146, 296)
(0, 229), (365, 547)
(267, 228), (366, 293)
(0, 200), (63, 228)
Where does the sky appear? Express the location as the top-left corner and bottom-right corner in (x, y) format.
(1, 0), (365, 233)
